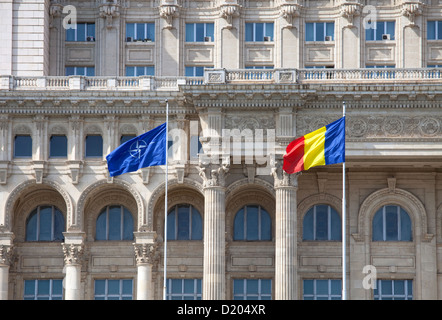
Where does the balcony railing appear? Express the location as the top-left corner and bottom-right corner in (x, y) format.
(1, 68), (441, 91)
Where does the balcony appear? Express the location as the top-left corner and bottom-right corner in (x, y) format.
(1, 68), (441, 91)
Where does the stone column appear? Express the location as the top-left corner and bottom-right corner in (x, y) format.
(271, 160), (298, 300)
(62, 241), (84, 300)
(198, 157), (229, 300)
(0, 244), (13, 300)
(133, 232), (158, 300)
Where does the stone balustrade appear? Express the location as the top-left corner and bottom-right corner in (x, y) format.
(1, 68), (441, 91)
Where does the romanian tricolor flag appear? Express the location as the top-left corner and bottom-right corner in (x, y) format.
(283, 117), (345, 174)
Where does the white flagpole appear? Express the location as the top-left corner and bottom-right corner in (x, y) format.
(342, 101), (347, 300)
(163, 99), (169, 300)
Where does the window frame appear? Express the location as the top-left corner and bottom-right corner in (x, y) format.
(24, 279), (63, 300)
(167, 204), (203, 241)
(302, 204), (341, 241)
(95, 205), (134, 241)
(185, 22), (214, 42)
(49, 135), (68, 158)
(233, 279), (272, 300)
(65, 22), (95, 42)
(365, 20), (395, 41)
(14, 134), (32, 158)
(427, 20), (442, 40)
(305, 22), (335, 42)
(26, 205), (65, 242)
(373, 279), (413, 300)
(233, 205), (272, 241)
(65, 66), (95, 76)
(125, 22), (155, 42)
(303, 279), (342, 300)
(84, 134), (103, 158)
(245, 22), (274, 42)
(372, 205), (412, 242)
(125, 66), (155, 77)
(94, 279), (133, 300)
(166, 278), (202, 300)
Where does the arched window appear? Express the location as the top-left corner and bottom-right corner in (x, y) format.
(372, 205), (412, 241)
(26, 205), (65, 241)
(96, 205), (134, 240)
(167, 204), (202, 240)
(233, 205), (271, 241)
(303, 204), (341, 241)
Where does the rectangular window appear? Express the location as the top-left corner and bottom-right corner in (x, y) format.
(305, 22), (334, 41)
(185, 23), (214, 42)
(303, 279), (342, 300)
(66, 23), (95, 42)
(374, 280), (413, 300)
(50, 135), (68, 158)
(85, 135), (103, 158)
(126, 66), (155, 76)
(24, 279), (63, 300)
(366, 21), (395, 40)
(185, 66), (206, 77)
(166, 279), (202, 300)
(233, 279), (272, 300)
(190, 135), (202, 159)
(65, 67), (95, 76)
(126, 23), (155, 42)
(94, 279), (133, 300)
(427, 21), (442, 40)
(245, 22), (274, 42)
(14, 135), (32, 158)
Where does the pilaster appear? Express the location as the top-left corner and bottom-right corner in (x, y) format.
(271, 156), (298, 300)
(198, 155), (229, 300)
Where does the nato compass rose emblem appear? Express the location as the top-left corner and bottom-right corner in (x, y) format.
(129, 140), (148, 159)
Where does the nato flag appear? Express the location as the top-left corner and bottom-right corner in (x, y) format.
(106, 122), (167, 177)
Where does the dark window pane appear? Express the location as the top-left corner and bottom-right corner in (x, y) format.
(26, 209), (38, 241)
(315, 205), (328, 240)
(191, 208), (202, 240)
(255, 23), (264, 41)
(400, 208), (412, 241)
(136, 23), (145, 40)
(372, 208), (383, 241)
(14, 135), (32, 157)
(96, 210), (107, 240)
(120, 134), (136, 145)
(108, 206), (121, 240)
(260, 208), (271, 240)
(303, 208), (314, 240)
(38, 206), (52, 241)
(385, 205), (398, 241)
(246, 205), (259, 240)
(438, 21), (442, 39)
(233, 208), (244, 240)
(245, 23), (253, 41)
(126, 23), (135, 39)
(50, 135), (67, 157)
(177, 205), (190, 240)
(167, 210), (176, 240)
(85, 135), (103, 157)
(77, 23), (86, 41)
(206, 23), (214, 40)
(316, 23), (324, 41)
(186, 24), (194, 42)
(53, 208), (65, 241)
(123, 208), (133, 240)
(195, 23), (204, 42)
(306, 23), (314, 41)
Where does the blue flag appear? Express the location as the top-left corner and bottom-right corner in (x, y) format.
(106, 122), (167, 177)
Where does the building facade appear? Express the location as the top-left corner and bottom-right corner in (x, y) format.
(0, 0), (442, 300)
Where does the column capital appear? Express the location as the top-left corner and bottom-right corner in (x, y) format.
(198, 156), (230, 189)
(62, 243), (84, 266)
(133, 242), (159, 266)
(271, 155), (298, 189)
(0, 245), (13, 267)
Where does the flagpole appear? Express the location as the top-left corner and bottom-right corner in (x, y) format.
(163, 99), (169, 300)
(342, 101), (347, 300)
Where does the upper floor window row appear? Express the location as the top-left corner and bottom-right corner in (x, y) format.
(428, 21), (442, 40)
(366, 21), (395, 41)
(126, 23), (155, 42)
(66, 23), (95, 42)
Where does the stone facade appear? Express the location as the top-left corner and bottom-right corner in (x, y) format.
(0, 0), (442, 300)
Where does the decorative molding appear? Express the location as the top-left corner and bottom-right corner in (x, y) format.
(280, 4), (301, 27)
(220, 3), (240, 29)
(401, 2), (423, 26)
(340, 2), (361, 26)
(159, 3), (179, 29)
(99, 0), (120, 29)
